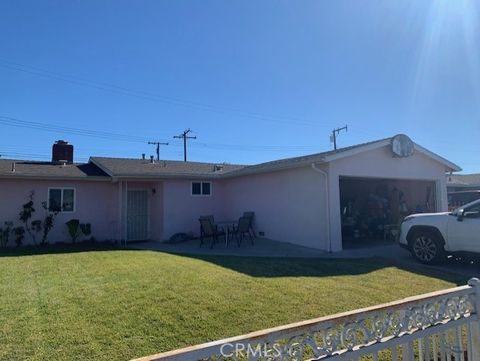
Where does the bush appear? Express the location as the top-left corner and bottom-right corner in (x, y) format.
(13, 227), (25, 247)
(0, 221), (13, 248)
(66, 220), (92, 242)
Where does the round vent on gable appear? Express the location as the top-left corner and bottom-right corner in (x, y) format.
(391, 134), (414, 158)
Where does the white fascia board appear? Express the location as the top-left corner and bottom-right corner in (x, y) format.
(322, 140), (391, 163)
(413, 144), (462, 172)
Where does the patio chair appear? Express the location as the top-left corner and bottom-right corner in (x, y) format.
(231, 216), (254, 247)
(199, 217), (225, 248)
(242, 211), (256, 239)
(199, 215), (213, 242)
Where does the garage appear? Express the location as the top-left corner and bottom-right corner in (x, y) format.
(339, 176), (436, 249)
(316, 134), (462, 252)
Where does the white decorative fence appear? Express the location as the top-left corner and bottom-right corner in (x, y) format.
(134, 278), (480, 361)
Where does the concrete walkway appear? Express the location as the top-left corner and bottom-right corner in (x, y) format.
(129, 238), (480, 278)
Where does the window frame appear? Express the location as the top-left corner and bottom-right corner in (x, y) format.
(47, 187), (76, 213)
(190, 181), (212, 197)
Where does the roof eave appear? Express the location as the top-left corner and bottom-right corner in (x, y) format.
(111, 173), (227, 181)
(0, 174), (111, 181)
(413, 144), (462, 172)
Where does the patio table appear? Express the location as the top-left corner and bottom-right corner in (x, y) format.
(215, 220), (236, 247)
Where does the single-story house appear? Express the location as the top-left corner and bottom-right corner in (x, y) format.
(447, 173), (480, 192)
(0, 134), (460, 252)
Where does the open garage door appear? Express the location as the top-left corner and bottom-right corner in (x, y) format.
(339, 177), (436, 249)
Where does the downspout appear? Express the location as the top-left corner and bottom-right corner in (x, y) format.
(124, 181), (128, 247)
(311, 163), (332, 253)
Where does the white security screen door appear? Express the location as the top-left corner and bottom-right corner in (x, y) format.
(127, 190), (149, 241)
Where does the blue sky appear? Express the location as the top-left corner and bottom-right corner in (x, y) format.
(0, 1), (479, 172)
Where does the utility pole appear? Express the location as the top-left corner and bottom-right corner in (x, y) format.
(173, 129), (196, 162)
(148, 141), (169, 161)
(331, 125), (348, 150)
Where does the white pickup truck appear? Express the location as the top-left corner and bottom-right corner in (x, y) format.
(399, 199), (480, 264)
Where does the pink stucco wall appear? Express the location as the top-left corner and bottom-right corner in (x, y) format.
(0, 179), (118, 245)
(161, 179), (226, 240)
(223, 166), (328, 250)
(0, 145), (451, 250)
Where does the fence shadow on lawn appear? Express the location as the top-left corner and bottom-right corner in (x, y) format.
(0, 242), (471, 286)
(149, 250), (469, 285)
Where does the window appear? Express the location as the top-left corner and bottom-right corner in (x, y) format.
(463, 202), (480, 218)
(191, 181), (212, 196)
(48, 188), (75, 212)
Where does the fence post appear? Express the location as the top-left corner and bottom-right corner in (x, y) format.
(468, 278), (480, 360)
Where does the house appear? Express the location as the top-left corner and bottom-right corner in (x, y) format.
(447, 173), (480, 192)
(0, 135), (460, 251)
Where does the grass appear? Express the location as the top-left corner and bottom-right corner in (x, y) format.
(0, 245), (467, 361)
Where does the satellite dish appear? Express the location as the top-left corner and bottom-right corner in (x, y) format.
(391, 134), (414, 157)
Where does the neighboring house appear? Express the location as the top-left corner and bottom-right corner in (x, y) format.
(447, 173), (480, 192)
(0, 135), (460, 252)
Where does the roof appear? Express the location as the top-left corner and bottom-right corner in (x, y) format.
(447, 174), (480, 187)
(226, 135), (461, 177)
(89, 157), (245, 178)
(226, 138), (392, 176)
(0, 134), (461, 181)
(0, 159), (110, 180)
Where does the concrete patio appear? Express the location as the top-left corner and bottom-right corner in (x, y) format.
(128, 237), (407, 259)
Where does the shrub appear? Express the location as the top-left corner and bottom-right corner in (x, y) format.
(0, 222), (13, 248)
(66, 220), (92, 243)
(39, 201), (58, 245)
(80, 223), (91, 238)
(13, 227), (25, 247)
(66, 219), (81, 242)
(19, 192), (41, 245)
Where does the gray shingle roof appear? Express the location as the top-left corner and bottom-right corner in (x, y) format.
(227, 138), (391, 176)
(90, 138), (391, 178)
(447, 174), (480, 186)
(0, 159), (109, 179)
(90, 157), (245, 178)
(0, 135), (459, 180)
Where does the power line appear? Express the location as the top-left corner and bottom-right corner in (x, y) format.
(0, 115), (323, 152)
(0, 115), (155, 143)
(173, 129), (197, 162)
(0, 151), (89, 162)
(0, 58), (322, 127)
(148, 141), (169, 161)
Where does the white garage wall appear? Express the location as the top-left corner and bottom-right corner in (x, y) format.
(223, 166), (328, 250)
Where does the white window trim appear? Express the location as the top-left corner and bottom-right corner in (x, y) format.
(190, 181), (212, 197)
(47, 187), (76, 213)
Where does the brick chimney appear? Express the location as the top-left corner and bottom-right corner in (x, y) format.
(52, 140), (74, 164)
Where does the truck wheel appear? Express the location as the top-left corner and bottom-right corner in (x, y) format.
(411, 231), (444, 264)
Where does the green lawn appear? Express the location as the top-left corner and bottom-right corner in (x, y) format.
(0, 245), (466, 361)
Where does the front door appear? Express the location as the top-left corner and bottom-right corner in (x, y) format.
(127, 190), (149, 241)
